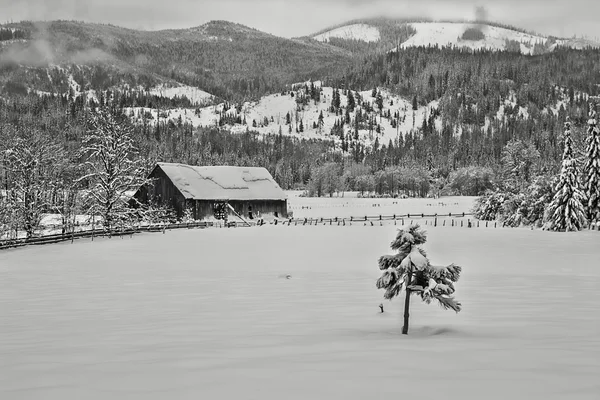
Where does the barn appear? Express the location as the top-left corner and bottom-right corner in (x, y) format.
(132, 163), (288, 221)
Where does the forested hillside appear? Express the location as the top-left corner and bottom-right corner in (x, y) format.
(0, 20), (352, 101)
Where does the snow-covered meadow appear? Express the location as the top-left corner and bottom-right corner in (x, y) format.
(1, 217), (599, 399)
(286, 191), (477, 219)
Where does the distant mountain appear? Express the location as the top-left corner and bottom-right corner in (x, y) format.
(0, 20), (352, 102)
(308, 18), (600, 55)
(0, 18), (598, 107)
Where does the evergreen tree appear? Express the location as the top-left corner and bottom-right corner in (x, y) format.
(376, 225), (462, 335)
(543, 119), (587, 231)
(583, 108), (600, 223)
(332, 88), (341, 110)
(375, 91), (384, 114)
(347, 91), (355, 112)
(317, 110), (324, 133)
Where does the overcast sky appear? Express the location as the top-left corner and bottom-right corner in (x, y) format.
(2, 0), (599, 40)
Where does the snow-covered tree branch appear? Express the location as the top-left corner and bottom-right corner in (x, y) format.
(1, 128), (65, 238)
(78, 109), (151, 230)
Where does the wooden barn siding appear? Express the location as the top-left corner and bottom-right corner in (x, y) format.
(189, 199), (288, 220)
(133, 166), (187, 217)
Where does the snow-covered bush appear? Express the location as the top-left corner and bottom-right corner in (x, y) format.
(472, 190), (508, 220)
(473, 174), (555, 227)
(499, 192), (527, 227)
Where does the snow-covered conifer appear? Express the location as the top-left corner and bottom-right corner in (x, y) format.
(583, 108), (600, 224)
(376, 225), (462, 334)
(543, 119), (587, 231)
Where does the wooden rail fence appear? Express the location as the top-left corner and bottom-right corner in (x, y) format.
(3, 212), (597, 250)
(0, 221), (215, 251)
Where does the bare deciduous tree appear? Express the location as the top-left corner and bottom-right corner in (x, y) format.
(78, 109), (150, 231)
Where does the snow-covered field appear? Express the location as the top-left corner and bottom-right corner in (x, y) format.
(286, 191), (477, 219)
(1, 223), (599, 399)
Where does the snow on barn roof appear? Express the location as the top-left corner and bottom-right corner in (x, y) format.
(156, 163), (287, 201)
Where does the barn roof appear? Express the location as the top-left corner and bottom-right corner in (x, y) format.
(155, 163), (287, 201)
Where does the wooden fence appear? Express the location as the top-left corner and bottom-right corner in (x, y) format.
(0, 221), (216, 251)
(265, 213), (478, 228)
(2, 212), (597, 251)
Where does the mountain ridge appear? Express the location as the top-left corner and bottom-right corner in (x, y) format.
(307, 18), (600, 55)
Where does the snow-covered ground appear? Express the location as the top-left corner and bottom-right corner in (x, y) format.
(287, 192), (477, 219)
(313, 23), (381, 43)
(148, 83), (214, 106)
(1, 225), (598, 399)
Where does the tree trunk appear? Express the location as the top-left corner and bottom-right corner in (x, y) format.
(402, 265), (413, 335)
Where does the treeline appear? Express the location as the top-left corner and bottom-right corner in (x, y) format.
(0, 27), (30, 41)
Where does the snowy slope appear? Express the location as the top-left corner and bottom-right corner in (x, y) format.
(313, 24), (380, 43)
(149, 83), (214, 106)
(400, 22), (548, 54)
(125, 82), (441, 147)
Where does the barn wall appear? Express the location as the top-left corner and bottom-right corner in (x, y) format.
(191, 199), (288, 220)
(133, 166), (186, 217)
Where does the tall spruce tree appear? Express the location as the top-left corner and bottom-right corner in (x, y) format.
(376, 225), (462, 335)
(583, 109), (600, 224)
(543, 119), (587, 231)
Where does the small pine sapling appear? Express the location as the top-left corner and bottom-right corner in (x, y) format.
(376, 224), (462, 334)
